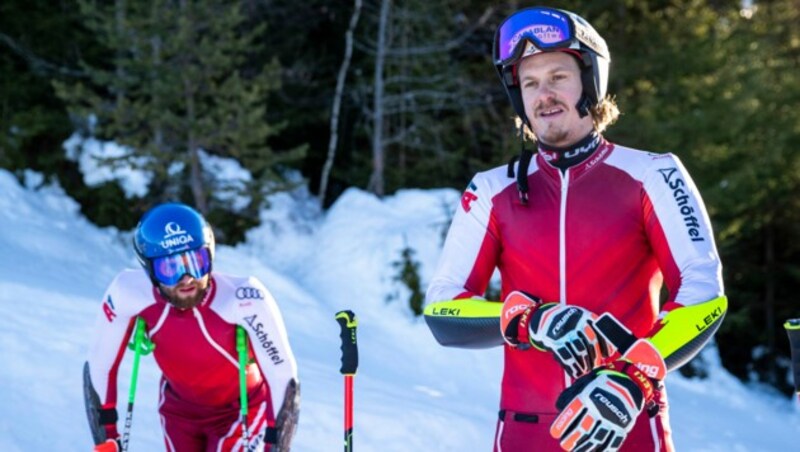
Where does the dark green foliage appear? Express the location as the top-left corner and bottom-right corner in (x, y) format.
(390, 243), (424, 316)
(574, 0), (800, 393)
(0, 0), (115, 223)
(52, 0), (303, 241)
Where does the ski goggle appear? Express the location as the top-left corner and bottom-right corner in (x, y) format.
(494, 7), (602, 67)
(151, 247), (211, 286)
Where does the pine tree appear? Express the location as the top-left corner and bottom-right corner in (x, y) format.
(55, 0), (303, 237)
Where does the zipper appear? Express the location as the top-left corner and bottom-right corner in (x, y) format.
(559, 168), (571, 389)
(559, 169), (570, 307)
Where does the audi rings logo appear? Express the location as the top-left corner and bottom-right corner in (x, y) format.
(236, 287), (264, 300)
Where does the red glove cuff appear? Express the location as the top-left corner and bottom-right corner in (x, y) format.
(94, 439), (120, 452)
(500, 291), (542, 347)
(104, 424), (120, 441)
(609, 360), (656, 402)
(516, 304), (534, 345)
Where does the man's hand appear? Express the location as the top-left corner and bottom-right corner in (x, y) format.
(93, 438), (120, 452)
(528, 304), (617, 378)
(550, 360), (654, 451)
(273, 379), (300, 451)
(550, 339), (666, 451)
(500, 291), (543, 349)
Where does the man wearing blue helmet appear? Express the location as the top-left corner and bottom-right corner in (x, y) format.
(83, 203), (299, 451)
(425, 6), (726, 452)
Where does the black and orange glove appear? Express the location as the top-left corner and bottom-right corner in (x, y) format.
(500, 291), (543, 350)
(528, 303), (621, 378)
(93, 438), (121, 452)
(501, 291), (618, 378)
(550, 339), (666, 451)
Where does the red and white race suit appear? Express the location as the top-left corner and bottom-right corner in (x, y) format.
(87, 270), (297, 451)
(426, 140), (724, 451)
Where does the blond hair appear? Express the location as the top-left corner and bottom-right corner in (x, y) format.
(516, 96), (620, 141)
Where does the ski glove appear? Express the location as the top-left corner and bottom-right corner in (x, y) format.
(528, 303), (617, 378)
(93, 439), (120, 452)
(500, 291), (543, 350)
(271, 379), (300, 451)
(550, 339), (666, 451)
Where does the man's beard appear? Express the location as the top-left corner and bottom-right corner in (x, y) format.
(538, 126), (570, 147)
(168, 288), (207, 310)
(162, 279), (209, 310)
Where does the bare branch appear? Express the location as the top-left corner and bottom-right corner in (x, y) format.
(0, 32), (85, 78)
(384, 6), (494, 57)
(319, 0), (363, 204)
(381, 124), (418, 147)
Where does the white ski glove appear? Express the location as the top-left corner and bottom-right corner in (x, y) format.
(528, 303), (618, 378)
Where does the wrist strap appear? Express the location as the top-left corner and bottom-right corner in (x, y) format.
(517, 305), (535, 345)
(610, 360), (656, 402)
(99, 408), (118, 425)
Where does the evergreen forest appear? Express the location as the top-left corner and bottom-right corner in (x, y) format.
(1, 0), (798, 396)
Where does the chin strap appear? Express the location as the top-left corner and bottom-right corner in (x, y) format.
(506, 129), (536, 206)
(576, 93), (592, 118)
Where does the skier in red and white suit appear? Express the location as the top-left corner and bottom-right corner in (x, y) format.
(84, 203), (299, 452)
(426, 7), (726, 452)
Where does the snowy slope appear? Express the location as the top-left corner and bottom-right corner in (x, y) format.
(0, 169), (797, 451)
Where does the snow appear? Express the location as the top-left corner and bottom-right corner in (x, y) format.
(0, 168), (797, 451)
(63, 133), (153, 199)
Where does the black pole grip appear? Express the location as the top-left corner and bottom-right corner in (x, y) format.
(336, 310), (359, 375)
(785, 319), (800, 393)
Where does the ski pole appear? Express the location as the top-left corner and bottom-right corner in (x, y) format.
(122, 317), (153, 452)
(784, 319), (800, 400)
(335, 310), (359, 452)
(236, 325), (251, 448)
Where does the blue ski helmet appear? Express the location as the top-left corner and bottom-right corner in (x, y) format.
(133, 203), (215, 285)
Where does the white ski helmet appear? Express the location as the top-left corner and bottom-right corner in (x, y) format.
(493, 6), (610, 122)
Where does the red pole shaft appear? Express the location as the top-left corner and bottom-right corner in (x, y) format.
(344, 375), (354, 451)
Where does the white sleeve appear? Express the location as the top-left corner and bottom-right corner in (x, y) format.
(236, 277), (298, 415)
(426, 173), (500, 303)
(642, 154), (724, 305)
(86, 271), (151, 406)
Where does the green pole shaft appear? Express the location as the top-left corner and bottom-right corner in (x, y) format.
(121, 317), (146, 452)
(237, 326), (250, 447)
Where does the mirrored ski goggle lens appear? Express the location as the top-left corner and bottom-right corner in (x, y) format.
(495, 8), (574, 64)
(152, 247), (211, 286)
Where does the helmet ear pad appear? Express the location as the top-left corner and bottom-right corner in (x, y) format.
(501, 65), (532, 129)
(577, 52), (599, 117)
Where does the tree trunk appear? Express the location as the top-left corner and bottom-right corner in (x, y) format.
(318, 0), (362, 205)
(184, 79), (206, 214)
(179, 0), (206, 215)
(114, 0), (126, 105)
(367, 0), (390, 197)
(765, 223), (776, 383)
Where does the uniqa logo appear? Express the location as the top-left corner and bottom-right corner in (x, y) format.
(657, 168), (706, 242)
(164, 222), (186, 238)
(236, 287), (265, 300)
(159, 234), (194, 249)
(160, 221), (194, 249)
